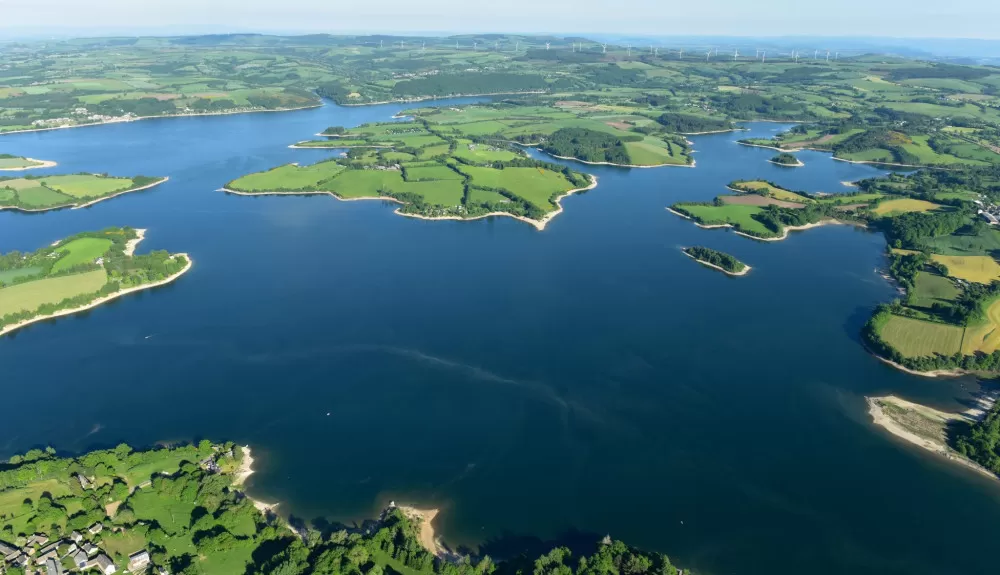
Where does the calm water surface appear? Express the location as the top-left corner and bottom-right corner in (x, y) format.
(2, 102), (999, 575)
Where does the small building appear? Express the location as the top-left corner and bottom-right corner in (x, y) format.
(88, 523), (104, 535)
(44, 557), (63, 575)
(70, 531), (83, 544)
(82, 542), (99, 556)
(11, 552), (30, 567)
(0, 540), (18, 558)
(128, 550), (151, 572)
(72, 549), (90, 569)
(90, 554), (116, 575)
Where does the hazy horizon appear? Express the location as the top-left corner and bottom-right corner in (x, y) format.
(2, 0), (999, 40)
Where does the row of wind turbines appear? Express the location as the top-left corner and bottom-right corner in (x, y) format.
(371, 39), (845, 62)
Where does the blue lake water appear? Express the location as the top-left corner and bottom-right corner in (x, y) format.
(2, 101), (999, 575)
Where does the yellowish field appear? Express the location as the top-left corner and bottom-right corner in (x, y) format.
(961, 298), (1000, 354)
(931, 254), (1000, 284)
(733, 181), (812, 203)
(880, 315), (963, 357)
(872, 198), (942, 216)
(0, 269), (107, 316)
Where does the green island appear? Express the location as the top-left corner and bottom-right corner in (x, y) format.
(867, 394), (1000, 480)
(669, 179), (870, 240)
(0, 442), (686, 575)
(768, 153), (803, 167)
(298, 103), (693, 167)
(0, 155), (56, 171)
(0, 174), (167, 212)
(226, 136), (596, 229)
(682, 246), (750, 276)
(0, 227), (191, 337)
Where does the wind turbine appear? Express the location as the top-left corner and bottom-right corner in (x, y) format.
(794, 51), (799, 63)
(826, 50), (830, 62)
(627, 44), (632, 57)
(421, 42), (426, 52)
(679, 49), (683, 59)
(814, 49), (819, 60)
(495, 41), (499, 52)
(602, 44), (607, 54)
(545, 42), (551, 50)
(706, 49), (711, 61)
(655, 47), (659, 57)
(762, 51), (766, 63)
(398, 40), (404, 49)
(515, 41), (520, 52)
(473, 42), (478, 51)
(755, 48), (760, 59)
(379, 40), (383, 49)
(734, 48), (738, 61)
(835, 52), (840, 60)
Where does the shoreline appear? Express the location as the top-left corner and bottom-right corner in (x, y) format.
(0, 252), (192, 339)
(667, 207), (845, 241)
(866, 345), (971, 378)
(124, 228), (146, 256)
(289, 143), (388, 149)
(680, 128), (745, 136)
(221, 174), (598, 231)
(0, 158), (58, 171)
(336, 90), (547, 107)
(681, 249), (751, 276)
(0, 177), (169, 213)
(0, 104), (322, 137)
(527, 147), (695, 169)
(396, 506), (446, 557)
(867, 395), (997, 481)
(767, 158), (804, 167)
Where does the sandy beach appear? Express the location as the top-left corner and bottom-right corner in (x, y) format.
(0, 252), (192, 339)
(867, 395), (997, 481)
(0, 158), (58, 171)
(682, 249), (751, 276)
(125, 229), (146, 256)
(396, 506), (445, 557)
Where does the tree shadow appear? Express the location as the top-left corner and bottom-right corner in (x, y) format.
(473, 527), (603, 562)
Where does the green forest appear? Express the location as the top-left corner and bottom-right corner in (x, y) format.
(683, 247), (747, 274)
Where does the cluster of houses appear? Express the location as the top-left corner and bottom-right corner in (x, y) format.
(0, 524), (156, 575)
(975, 198), (1000, 225)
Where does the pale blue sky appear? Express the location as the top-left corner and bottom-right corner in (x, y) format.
(1, 0), (998, 39)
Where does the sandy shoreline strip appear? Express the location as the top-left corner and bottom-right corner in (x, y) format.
(667, 207), (844, 241)
(0, 252), (192, 339)
(867, 395), (997, 481)
(0, 105), (322, 137)
(124, 228), (146, 256)
(0, 158), (58, 171)
(396, 506), (445, 557)
(221, 175), (598, 231)
(682, 249), (751, 276)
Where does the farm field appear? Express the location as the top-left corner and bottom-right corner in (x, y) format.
(930, 254), (1000, 284)
(0, 155), (45, 170)
(730, 180), (813, 203)
(672, 203), (774, 236)
(921, 228), (1000, 256)
(872, 198), (943, 216)
(0, 174), (164, 211)
(0, 269), (107, 316)
(961, 298), (1000, 354)
(457, 166), (576, 210)
(51, 237), (114, 273)
(226, 161), (345, 192)
(879, 314), (964, 358)
(909, 272), (960, 309)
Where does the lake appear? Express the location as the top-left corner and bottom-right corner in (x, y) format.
(1, 100), (999, 575)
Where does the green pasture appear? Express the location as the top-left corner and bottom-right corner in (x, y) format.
(228, 162), (344, 192)
(41, 174), (134, 198)
(52, 238), (113, 273)
(0, 269), (107, 317)
(457, 166), (574, 210)
(672, 203), (773, 236)
(879, 314), (964, 357)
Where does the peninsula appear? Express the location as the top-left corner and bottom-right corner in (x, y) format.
(0, 227), (191, 338)
(0, 174), (168, 212)
(682, 246), (750, 276)
(0, 154), (57, 171)
(226, 130), (597, 229)
(0, 442), (686, 575)
(868, 394), (999, 480)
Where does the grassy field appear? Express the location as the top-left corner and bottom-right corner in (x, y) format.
(879, 314), (964, 357)
(673, 203), (774, 236)
(0, 266), (43, 284)
(0, 156), (43, 169)
(909, 272), (960, 309)
(458, 166), (575, 210)
(961, 298), (1000, 354)
(0, 174), (157, 210)
(227, 162), (344, 192)
(41, 174), (134, 198)
(922, 228), (1000, 256)
(0, 269), (107, 316)
(872, 198), (944, 216)
(731, 180), (813, 203)
(930, 254), (1000, 283)
(51, 237), (114, 273)
(452, 140), (519, 163)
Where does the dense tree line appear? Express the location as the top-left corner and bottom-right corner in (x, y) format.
(539, 128), (637, 164)
(709, 93), (808, 119)
(655, 113), (731, 133)
(954, 403), (1000, 475)
(887, 64), (991, 81)
(684, 247), (746, 273)
(882, 210), (968, 249)
(770, 153), (800, 165)
(391, 74), (548, 98)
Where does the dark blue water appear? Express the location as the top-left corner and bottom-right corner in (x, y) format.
(2, 102), (999, 575)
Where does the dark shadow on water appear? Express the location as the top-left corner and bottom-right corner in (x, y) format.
(473, 528), (603, 562)
(841, 305), (876, 345)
